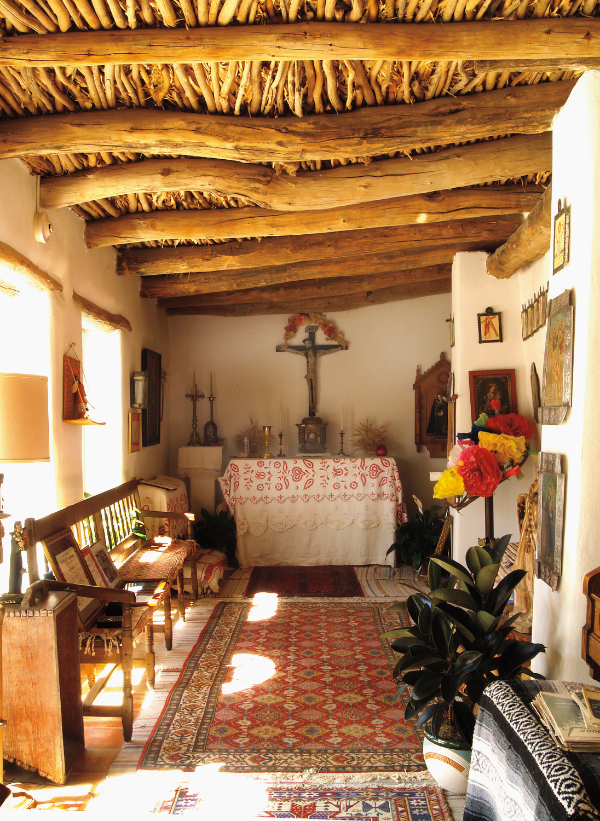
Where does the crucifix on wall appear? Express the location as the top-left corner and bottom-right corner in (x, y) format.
(276, 325), (348, 417)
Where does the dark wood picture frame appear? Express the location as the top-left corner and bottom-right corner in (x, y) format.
(540, 289), (573, 425)
(536, 452), (565, 591)
(142, 348), (161, 447)
(477, 308), (502, 344)
(468, 369), (517, 422)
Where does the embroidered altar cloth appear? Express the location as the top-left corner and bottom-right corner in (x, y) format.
(219, 457), (404, 567)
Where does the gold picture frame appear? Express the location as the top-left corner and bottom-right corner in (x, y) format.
(128, 410), (141, 453)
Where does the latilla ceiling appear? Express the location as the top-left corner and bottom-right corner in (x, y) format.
(0, 1), (595, 315)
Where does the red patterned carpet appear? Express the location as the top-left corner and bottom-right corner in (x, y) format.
(245, 565), (364, 598)
(139, 599), (424, 773)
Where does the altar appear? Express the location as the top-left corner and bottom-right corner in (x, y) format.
(218, 456), (404, 567)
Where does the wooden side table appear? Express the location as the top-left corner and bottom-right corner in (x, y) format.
(2, 591), (84, 784)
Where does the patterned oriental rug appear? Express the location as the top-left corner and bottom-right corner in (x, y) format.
(245, 565), (364, 598)
(138, 599), (424, 773)
(153, 781), (452, 819)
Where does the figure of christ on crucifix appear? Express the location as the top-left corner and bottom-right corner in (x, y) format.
(276, 325), (348, 417)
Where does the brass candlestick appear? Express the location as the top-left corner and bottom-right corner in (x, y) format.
(338, 430), (347, 457)
(262, 425), (273, 459)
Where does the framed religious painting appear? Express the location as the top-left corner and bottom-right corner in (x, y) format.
(536, 452), (566, 591)
(141, 348), (161, 446)
(477, 307), (502, 344)
(540, 289), (573, 425)
(468, 369), (517, 422)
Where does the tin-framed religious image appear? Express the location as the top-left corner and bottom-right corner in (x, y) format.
(477, 307), (502, 343)
(553, 198), (571, 274)
(536, 452), (565, 591)
(540, 289), (573, 425)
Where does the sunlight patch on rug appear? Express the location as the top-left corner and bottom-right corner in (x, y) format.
(138, 599), (423, 773)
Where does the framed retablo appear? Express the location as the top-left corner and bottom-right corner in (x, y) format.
(477, 308), (502, 344)
(468, 369), (517, 422)
(553, 198), (571, 275)
(536, 452), (566, 591)
(540, 289), (573, 425)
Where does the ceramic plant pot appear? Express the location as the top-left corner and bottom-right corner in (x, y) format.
(423, 728), (472, 794)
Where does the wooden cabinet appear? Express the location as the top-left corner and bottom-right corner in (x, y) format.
(2, 591), (84, 784)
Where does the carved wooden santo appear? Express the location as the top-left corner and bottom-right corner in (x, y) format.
(414, 352), (451, 459)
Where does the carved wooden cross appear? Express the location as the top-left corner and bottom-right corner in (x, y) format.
(276, 325), (348, 418)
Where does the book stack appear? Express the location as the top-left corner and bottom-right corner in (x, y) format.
(533, 688), (600, 752)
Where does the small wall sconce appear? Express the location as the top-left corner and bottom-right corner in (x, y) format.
(130, 371), (148, 409)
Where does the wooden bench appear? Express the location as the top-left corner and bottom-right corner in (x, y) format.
(21, 479), (200, 741)
(25, 478), (199, 650)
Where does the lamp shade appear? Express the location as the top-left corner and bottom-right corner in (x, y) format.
(0, 373), (50, 463)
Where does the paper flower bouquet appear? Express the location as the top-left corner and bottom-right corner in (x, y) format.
(433, 407), (536, 508)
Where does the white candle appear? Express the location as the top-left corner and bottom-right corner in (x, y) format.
(193, 371), (196, 393)
(341, 407), (344, 432)
(210, 371), (213, 395)
(279, 406), (282, 433)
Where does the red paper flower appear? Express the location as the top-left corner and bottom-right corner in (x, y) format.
(284, 324), (297, 333)
(485, 413), (535, 440)
(457, 445), (503, 497)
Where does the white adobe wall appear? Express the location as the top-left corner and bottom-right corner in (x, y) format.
(166, 294), (452, 513)
(531, 72), (600, 683)
(0, 158), (170, 510)
(452, 72), (600, 684)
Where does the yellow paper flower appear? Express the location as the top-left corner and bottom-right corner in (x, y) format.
(433, 467), (465, 499)
(478, 431), (526, 465)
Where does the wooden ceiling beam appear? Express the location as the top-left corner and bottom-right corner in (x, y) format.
(157, 264), (455, 307)
(1, 20), (600, 66)
(475, 58), (600, 72)
(41, 132), (551, 213)
(141, 240), (497, 298)
(119, 216), (522, 277)
(86, 186), (543, 248)
(164, 276), (452, 316)
(486, 185), (552, 279)
(0, 81), (573, 165)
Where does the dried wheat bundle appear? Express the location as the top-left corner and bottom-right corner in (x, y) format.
(351, 418), (388, 454)
(234, 422), (268, 457)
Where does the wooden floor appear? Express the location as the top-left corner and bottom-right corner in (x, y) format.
(1, 592), (466, 818)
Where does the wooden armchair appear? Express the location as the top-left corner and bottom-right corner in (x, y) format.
(22, 577), (150, 743)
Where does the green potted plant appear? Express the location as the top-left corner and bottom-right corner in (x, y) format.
(382, 535), (545, 792)
(193, 507), (237, 568)
(386, 498), (446, 571)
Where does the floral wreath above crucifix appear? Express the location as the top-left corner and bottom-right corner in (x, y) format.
(281, 312), (346, 347)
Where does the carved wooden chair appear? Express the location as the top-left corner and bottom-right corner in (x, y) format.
(21, 576), (147, 742)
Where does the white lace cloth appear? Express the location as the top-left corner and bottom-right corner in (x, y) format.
(219, 457), (404, 567)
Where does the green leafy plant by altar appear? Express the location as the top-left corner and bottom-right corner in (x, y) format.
(381, 535), (545, 746)
(193, 507), (237, 568)
(386, 503), (446, 571)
